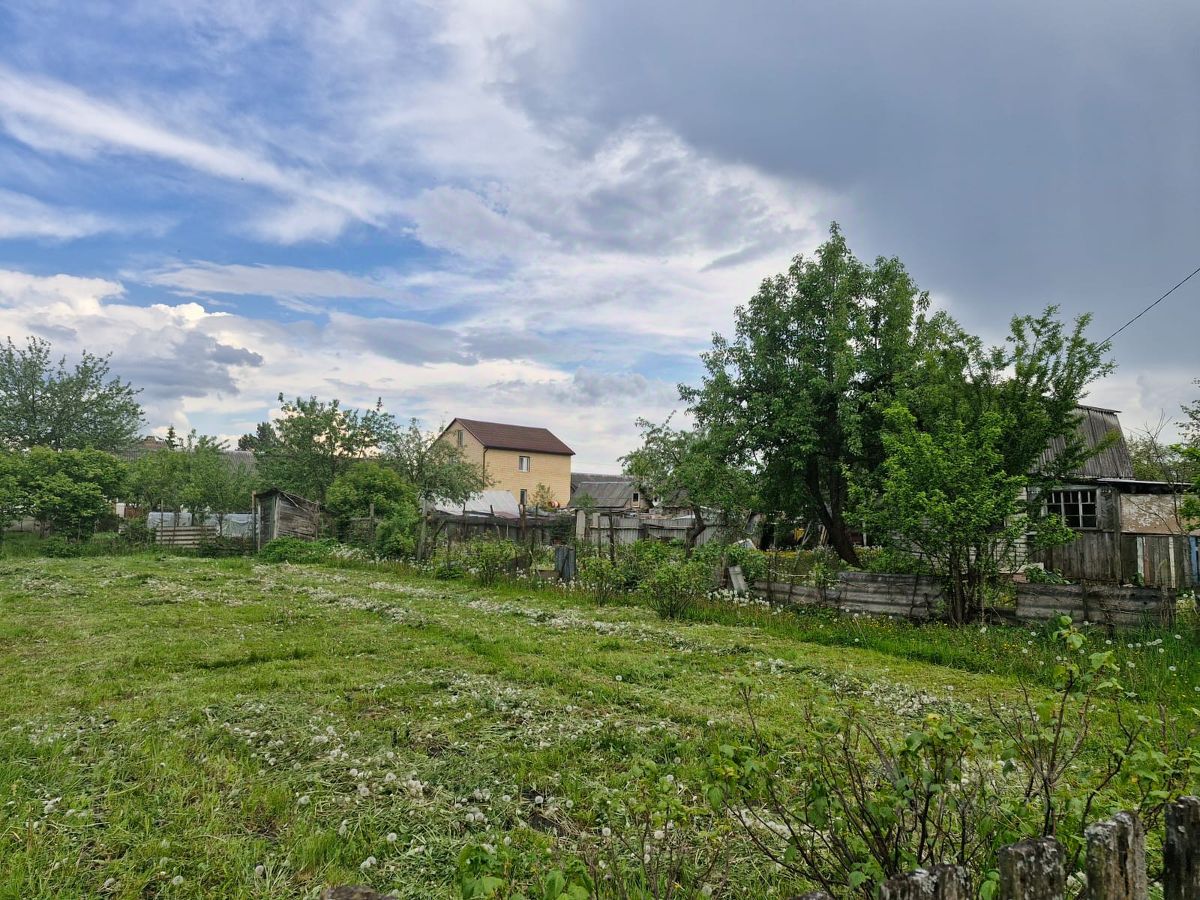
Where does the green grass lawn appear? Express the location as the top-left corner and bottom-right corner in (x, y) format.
(0, 555), (1196, 898)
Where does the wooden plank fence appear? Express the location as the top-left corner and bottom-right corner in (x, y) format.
(154, 525), (218, 548)
(801, 797), (1198, 900)
(320, 798), (1200, 900)
(1015, 583), (1175, 629)
(754, 572), (1175, 627)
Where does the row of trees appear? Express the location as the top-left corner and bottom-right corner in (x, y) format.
(0, 335), (489, 551)
(239, 396), (487, 557)
(624, 224), (1143, 621)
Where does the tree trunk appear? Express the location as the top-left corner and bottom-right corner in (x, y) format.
(805, 460), (860, 566)
(686, 503), (707, 556)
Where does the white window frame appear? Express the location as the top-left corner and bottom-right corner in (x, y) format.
(456, 429), (464, 448)
(518, 455), (530, 473)
(519, 488), (528, 506)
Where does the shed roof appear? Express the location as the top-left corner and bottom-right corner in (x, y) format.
(433, 489), (522, 519)
(1035, 405), (1135, 480)
(450, 418), (574, 455)
(573, 479), (637, 507)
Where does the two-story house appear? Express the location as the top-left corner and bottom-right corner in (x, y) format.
(439, 418), (574, 508)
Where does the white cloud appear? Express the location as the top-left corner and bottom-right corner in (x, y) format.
(0, 269), (674, 469)
(0, 188), (119, 240)
(140, 261), (408, 301)
(0, 64), (392, 242)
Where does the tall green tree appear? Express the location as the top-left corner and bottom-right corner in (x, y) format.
(251, 395), (395, 503)
(909, 307), (1115, 504)
(21, 447), (127, 539)
(183, 436), (256, 528)
(0, 452), (26, 541)
(621, 417), (755, 551)
(326, 461), (418, 523)
(0, 337), (143, 451)
(383, 420), (488, 559)
(860, 405), (1074, 624)
(683, 224), (929, 564)
(128, 443), (188, 516)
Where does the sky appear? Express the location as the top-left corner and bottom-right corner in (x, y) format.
(0, 0), (1197, 472)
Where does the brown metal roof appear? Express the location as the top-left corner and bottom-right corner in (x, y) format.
(1035, 406), (1134, 480)
(452, 418), (574, 455)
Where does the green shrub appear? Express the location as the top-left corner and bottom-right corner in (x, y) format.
(641, 558), (711, 619)
(435, 560), (465, 580)
(615, 540), (680, 591)
(40, 536), (82, 558)
(258, 537), (340, 564)
(119, 519), (155, 548)
(197, 535), (252, 558)
(1022, 564), (1071, 585)
(694, 541), (768, 587)
(463, 538), (517, 586)
(374, 516), (417, 559)
(578, 553), (624, 605)
(856, 545), (933, 575)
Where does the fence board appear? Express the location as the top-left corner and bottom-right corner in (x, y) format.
(155, 525), (219, 548)
(1085, 812), (1146, 900)
(1166, 797), (1200, 900)
(999, 837), (1065, 900)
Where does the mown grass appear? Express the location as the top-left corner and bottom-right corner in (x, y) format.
(0, 554), (1196, 899)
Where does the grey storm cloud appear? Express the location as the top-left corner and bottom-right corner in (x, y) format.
(208, 342), (264, 367)
(110, 332), (267, 402)
(509, 0), (1200, 369)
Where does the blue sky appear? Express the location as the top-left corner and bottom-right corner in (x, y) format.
(0, 1), (1197, 471)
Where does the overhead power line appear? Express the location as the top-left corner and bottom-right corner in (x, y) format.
(1102, 262), (1200, 343)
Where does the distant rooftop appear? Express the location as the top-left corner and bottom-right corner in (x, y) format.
(450, 418), (574, 456)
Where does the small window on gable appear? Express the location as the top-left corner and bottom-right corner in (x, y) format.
(518, 455), (530, 472)
(456, 429), (464, 447)
(1047, 489), (1098, 529)
(632, 492), (640, 502)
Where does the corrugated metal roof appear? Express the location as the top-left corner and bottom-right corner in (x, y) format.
(451, 418), (574, 455)
(573, 480), (637, 507)
(434, 490), (522, 518)
(1035, 406), (1134, 480)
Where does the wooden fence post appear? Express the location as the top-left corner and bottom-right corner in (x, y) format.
(1000, 837), (1065, 900)
(880, 865), (969, 900)
(1166, 796), (1200, 900)
(1085, 812), (1146, 900)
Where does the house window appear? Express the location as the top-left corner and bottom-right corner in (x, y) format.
(518, 455), (530, 472)
(1047, 489), (1098, 529)
(456, 429), (464, 447)
(632, 492), (639, 502)
(519, 488), (528, 506)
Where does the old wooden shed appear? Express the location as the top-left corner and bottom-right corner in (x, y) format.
(1030, 406), (1199, 588)
(253, 488), (322, 549)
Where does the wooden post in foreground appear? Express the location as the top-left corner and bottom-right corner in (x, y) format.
(1085, 812), (1146, 900)
(1000, 837), (1065, 900)
(1166, 797), (1200, 900)
(880, 865), (970, 900)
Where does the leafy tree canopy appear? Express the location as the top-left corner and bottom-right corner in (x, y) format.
(251, 395), (395, 503)
(383, 419), (487, 507)
(326, 461), (418, 523)
(0, 336), (143, 451)
(683, 223), (930, 564)
(621, 416), (755, 550)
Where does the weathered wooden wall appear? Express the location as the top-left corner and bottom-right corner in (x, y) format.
(1016, 582), (1175, 628)
(753, 572), (1175, 627)
(1032, 532), (1195, 589)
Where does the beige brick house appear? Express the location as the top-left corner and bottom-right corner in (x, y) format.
(439, 418), (574, 508)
